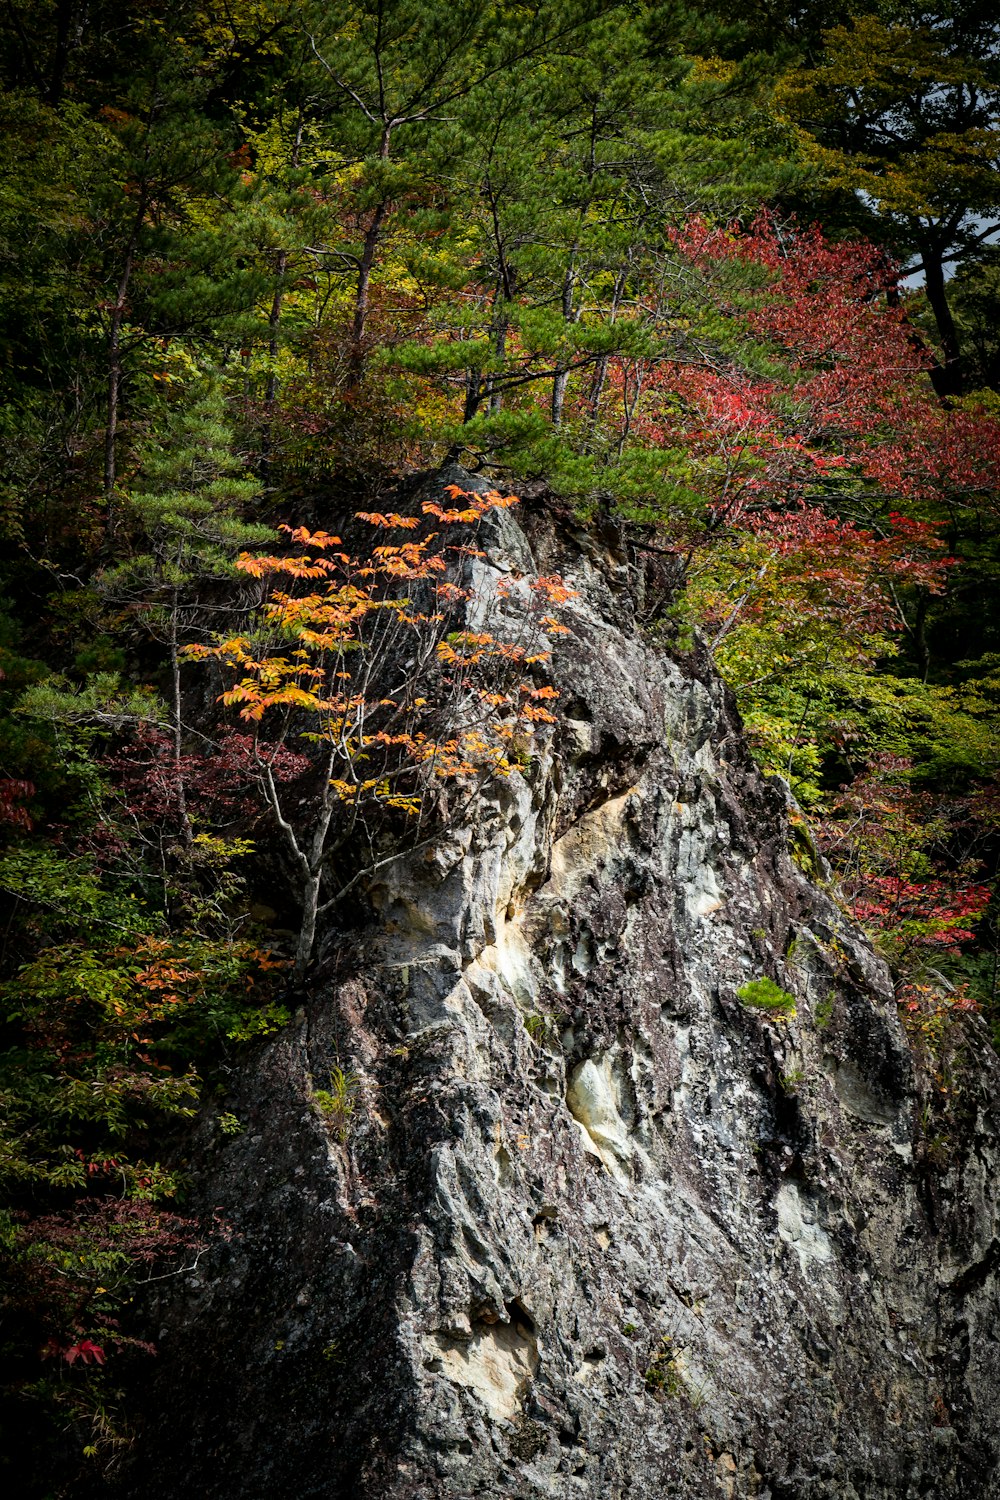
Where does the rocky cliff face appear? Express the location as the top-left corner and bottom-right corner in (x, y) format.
(117, 473), (1000, 1500)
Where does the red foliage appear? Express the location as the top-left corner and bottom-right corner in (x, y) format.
(9, 1198), (206, 1361)
(91, 726), (311, 856)
(627, 214), (1000, 530)
(0, 776), (34, 830)
(818, 756), (991, 957)
(46, 1339), (107, 1367)
(851, 875), (990, 948)
(738, 505), (949, 639)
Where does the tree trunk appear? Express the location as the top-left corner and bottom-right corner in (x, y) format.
(348, 200), (389, 385)
(587, 267), (628, 435)
(104, 188), (148, 534)
(104, 299), (126, 527)
(912, 590), (930, 683)
(47, 0), (75, 104)
(260, 249), (288, 482)
(488, 315), (507, 414)
(551, 268), (576, 428)
(266, 249), (289, 405)
(294, 749), (340, 973)
(616, 362), (643, 456)
(295, 868), (322, 977)
(463, 370), (483, 423)
(347, 125), (393, 387)
(487, 286), (511, 416)
(170, 595), (193, 847)
(551, 366), (569, 428)
(261, 116), (304, 478)
(922, 248), (964, 399)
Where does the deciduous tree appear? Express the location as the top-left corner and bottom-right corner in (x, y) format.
(185, 487), (570, 970)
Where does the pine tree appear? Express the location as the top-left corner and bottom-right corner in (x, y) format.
(777, 0), (1000, 395)
(99, 384), (274, 843)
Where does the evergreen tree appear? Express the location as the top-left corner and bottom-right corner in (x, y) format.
(777, 0), (1000, 395)
(99, 384), (273, 842)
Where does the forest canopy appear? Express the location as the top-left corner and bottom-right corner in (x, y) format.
(1, 0), (998, 1481)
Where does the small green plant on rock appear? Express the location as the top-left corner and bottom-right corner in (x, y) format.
(737, 978), (797, 1019)
(788, 814), (824, 880)
(814, 991), (835, 1029)
(312, 1066), (361, 1142)
(524, 1011), (561, 1048)
(785, 933), (808, 966)
(644, 1336), (684, 1397)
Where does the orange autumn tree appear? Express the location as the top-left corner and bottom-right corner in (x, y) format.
(184, 487), (571, 971)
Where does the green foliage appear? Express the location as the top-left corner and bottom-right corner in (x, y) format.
(951, 257), (1000, 391)
(524, 1012), (561, 1048)
(0, 843), (148, 941)
(775, 2), (1000, 394)
(16, 673), (165, 732)
(312, 1067), (361, 1143)
(0, 676), (287, 1474)
(0, 919), (287, 1186)
(814, 992), (836, 1030)
(644, 1336), (684, 1397)
(104, 385), (273, 602)
(736, 977), (797, 1019)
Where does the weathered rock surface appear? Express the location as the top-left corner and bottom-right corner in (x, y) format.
(116, 472), (1000, 1499)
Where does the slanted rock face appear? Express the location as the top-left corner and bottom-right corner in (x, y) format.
(120, 474), (1000, 1500)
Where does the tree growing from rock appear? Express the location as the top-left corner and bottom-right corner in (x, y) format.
(185, 487), (571, 971)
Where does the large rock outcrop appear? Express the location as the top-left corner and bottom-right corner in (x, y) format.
(117, 472), (1000, 1499)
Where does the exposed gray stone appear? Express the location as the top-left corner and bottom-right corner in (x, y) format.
(114, 477), (1000, 1500)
